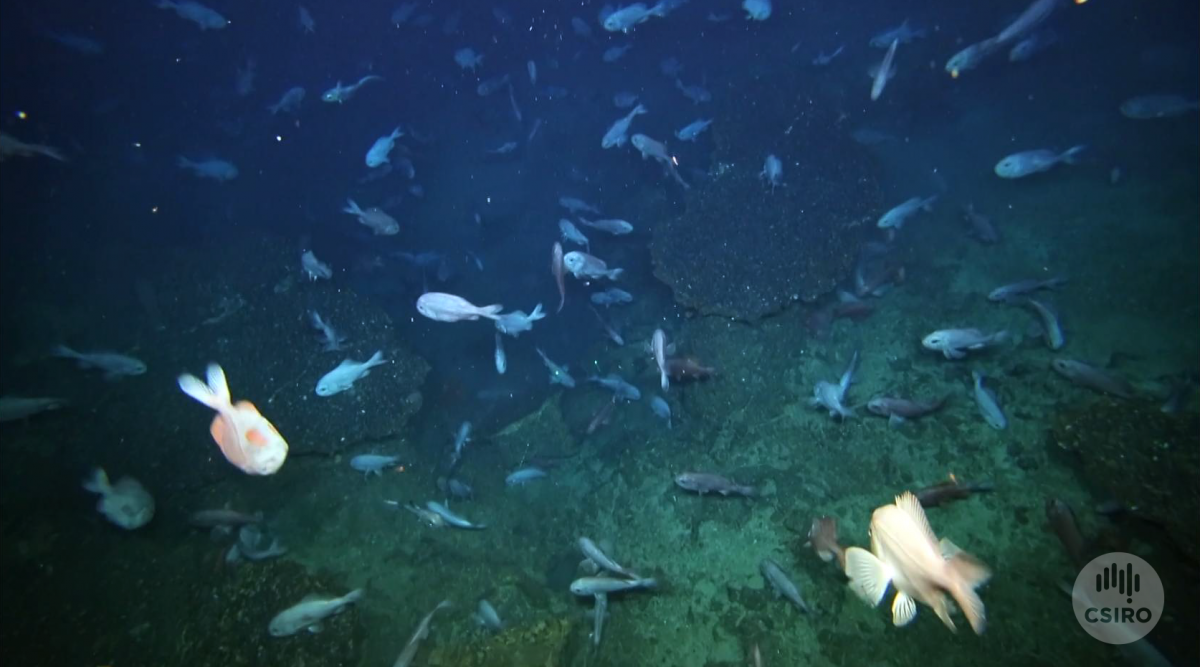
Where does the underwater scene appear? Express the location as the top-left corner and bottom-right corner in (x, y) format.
(1, 0), (1197, 665)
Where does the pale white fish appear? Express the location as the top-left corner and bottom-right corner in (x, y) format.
(871, 38), (899, 101)
(601, 103), (648, 149)
(315, 351), (387, 396)
(268, 589), (364, 636)
(156, 1), (227, 31)
(52, 345), (146, 379)
(177, 156), (238, 182)
(301, 250), (332, 280)
(365, 127), (403, 168)
(321, 75), (383, 103)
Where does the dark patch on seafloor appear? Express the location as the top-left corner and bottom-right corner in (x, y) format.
(651, 75), (883, 322)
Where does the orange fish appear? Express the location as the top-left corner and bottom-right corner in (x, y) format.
(178, 364), (288, 475)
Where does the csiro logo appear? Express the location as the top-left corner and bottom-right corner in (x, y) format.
(1070, 553), (1164, 644)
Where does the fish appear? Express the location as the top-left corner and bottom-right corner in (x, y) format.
(235, 57), (256, 97)
(589, 373), (641, 401)
(760, 559), (815, 613)
(476, 73), (510, 96)
(945, 37), (1001, 78)
(156, 0), (227, 30)
(577, 217), (634, 235)
(527, 60), (537, 85)
(870, 38), (899, 101)
(1051, 359), (1135, 398)
(877, 195), (937, 230)
(178, 364), (289, 475)
(630, 133), (691, 189)
(321, 75), (383, 103)
(390, 3), (418, 25)
(453, 47), (484, 71)
(298, 6), (315, 33)
(602, 3), (669, 33)
(995, 0), (1060, 45)
(987, 276), (1066, 301)
(675, 118), (714, 141)
(0, 396), (67, 422)
(806, 516), (844, 568)
(559, 220), (590, 249)
(915, 475), (994, 507)
(342, 198), (400, 235)
(651, 329), (669, 391)
(601, 103), (648, 149)
(494, 332), (507, 375)
(563, 251), (624, 281)
(495, 304), (545, 337)
(350, 454), (399, 476)
(1022, 298), (1065, 350)
(844, 492), (991, 634)
(590, 288), (633, 307)
(474, 600), (504, 631)
(613, 91), (640, 108)
(535, 348), (575, 387)
(1120, 94), (1200, 119)
(485, 141), (519, 155)
(301, 250), (332, 281)
(962, 203), (1000, 244)
(922, 328), (1009, 360)
(365, 127), (403, 168)
(0, 133), (67, 162)
(315, 351), (386, 396)
(552, 242), (567, 312)
(416, 292), (503, 322)
(44, 30), (105, 56)
(742, 0), (772, 20)
(674, 472), (756, 497)
(866, 395), (948, 427)
(449, 421), (472, 471)
(994, 146), (1086, 178)
(505, 466), (548, 486)
(1008, 30), (1058, 62)
(591, 593), (609, 646)
(559, 196), (601, 215)
(603, 44), (633, 63)
(812, 45), (845, 66)
(1045, 498), (1086, 566)
(650, 396), (672, 428)
(570, 576), (658, 596)
(437, 476), (474, 499)
(971, 371), (1008, 430)
(82, 468), (154, 530)
(189, 508), (262, 528)
(870, 19), (925, 47)
(177, 156), (238, 182)
(810, 350), (858, 419)
(309, 311), (346, 351)
(760, 154), (783, 190)
(226, 524), (287, 563)
(268, 589), (363, 636)
(51, 345), (146, 379)
(425, 501), (486, 529)
(674, 77), (712, 104)
(580, 537), (640, 578)
(397, 501), (445, 528)
(587, 399), (616, 435)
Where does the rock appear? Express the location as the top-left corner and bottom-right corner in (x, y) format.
(651, 76), (882, 321)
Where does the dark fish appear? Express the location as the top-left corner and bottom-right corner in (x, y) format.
(805, 516), (845, 568)
(1022, 297), (1065, 350)
(866, 395), (948, 427)
(914, 475), (993, 507)
(665, 357), (717, 382)
(1051, 358), (1135, 398)
(760, 559), (816, 614)
(674, 472), (756, 497)
(1045, 498), (1086, 566)
(988, 276), (1067, 302)
(962, 203), (1000, 244)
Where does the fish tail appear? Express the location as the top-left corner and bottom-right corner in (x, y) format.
(342, 198), (362, 215)
(365, 350), (386, 367)
(178, 365), (230, 410)
(530, 303), (545, 320)
(480, 304), (504, 319)
(946, 553), (991, 635)
(82, 467), (110, 494)
(608, 268), (624, 280)
(341, 588), (365, 604)
(1061, 145), (1087, 164)
(50, 344), (78, 359)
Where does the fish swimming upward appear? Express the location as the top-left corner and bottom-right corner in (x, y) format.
(177, 364), (289, 475)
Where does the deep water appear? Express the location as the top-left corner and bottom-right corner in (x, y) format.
(1, 1), (1197, 666)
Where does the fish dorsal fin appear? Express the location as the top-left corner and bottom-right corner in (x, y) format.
(896, 491), (939, 546)
(234, 400), (260, 415)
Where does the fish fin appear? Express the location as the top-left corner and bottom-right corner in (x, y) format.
(480, 304), (504, 319)
(306, 622), (323, 634)
(608, 268), (624, 280)
(341, 588), (365, 604)
(844, 547), (890, 606)
(207, 364), (231, 402)
(82, 467), (110, 494)
(892, 591), (917, 626)
(1061, 145), (1087, 164)
(939, 537), (963, 560)
(365, 350), (386, 367)
(945, 349), (965, 360)
(895, 491), (940, 547)
(178, 372), (221, 409)
(888, 414), (905, 428)
(234, 400), (261, 415)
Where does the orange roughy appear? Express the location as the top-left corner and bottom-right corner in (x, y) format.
(177, 364), (288, 475)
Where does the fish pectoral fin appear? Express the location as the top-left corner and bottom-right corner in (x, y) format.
(939, 537), (964, 560)
(245, 428), (268, 446)
(892, 591), (918, 626)
(306, 622), (324, 634)
(844, 547), (891, 606)
(888, 414), (905, 428)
